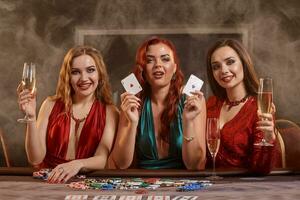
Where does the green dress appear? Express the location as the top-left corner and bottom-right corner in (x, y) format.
(136, 96), (185, 169)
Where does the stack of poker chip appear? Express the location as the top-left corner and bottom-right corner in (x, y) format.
(65, 177), (212, 192)
(89, 182), (114, 190)
(68, 181), (89, 190)
(32, 168), (52, 180)
(176, 182), (212, 192)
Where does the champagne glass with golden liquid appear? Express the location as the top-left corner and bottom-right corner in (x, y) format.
(254, 77), (273, 146)
(206, 117), (222, 180)
(17, 62), (36, 123)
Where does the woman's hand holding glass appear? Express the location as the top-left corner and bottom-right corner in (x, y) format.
(256, 103), (276, 143)
(17, 62), (36, 123)
(255, 77), (275, 146)
(183, 90), (204, 121)
(17, 88), (37, 121)
(120, 92), (141, 124)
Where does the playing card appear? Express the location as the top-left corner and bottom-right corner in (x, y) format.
(121, 73), (142, 95)
(182, 74), (204, 96)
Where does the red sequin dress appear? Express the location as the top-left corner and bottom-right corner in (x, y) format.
(206, 96), (276, 174)
(39, 100), (106, 168)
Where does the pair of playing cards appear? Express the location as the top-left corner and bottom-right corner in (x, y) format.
(121, 73), (203, 96)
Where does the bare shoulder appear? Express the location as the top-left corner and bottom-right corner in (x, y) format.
(39, 97), (56, 116)
(105, 104), (119, 127)
(106, 104), (120, 117)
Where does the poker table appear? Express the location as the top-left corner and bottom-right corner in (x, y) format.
(0, 167), (299, 200)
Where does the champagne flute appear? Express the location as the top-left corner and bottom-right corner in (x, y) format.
(206, 117), (222, 180)
(254, 77), (273, 146)
(17, 62), (36, 123)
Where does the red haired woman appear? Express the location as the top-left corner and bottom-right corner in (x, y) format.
(17, 46), (118, 182)
(109, 37), (206, 169)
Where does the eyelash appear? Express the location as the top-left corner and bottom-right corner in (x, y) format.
(162, 57), (170, 62)
(146, 59), (153, 64)
(227, 59), (235, 65)
(211, 59), (235, 70)
(87, 68), (96, 73)
(212, 65), (220, 70)
(71, 68), (96, 75)
(71, 70), (80, 75)
(146, 57), (170, 64)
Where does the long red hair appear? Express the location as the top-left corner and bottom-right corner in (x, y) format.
(133, 37), (184, 142)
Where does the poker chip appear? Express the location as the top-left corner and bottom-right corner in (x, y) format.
(143, 178), (159, 184)
(176, 182), (206, 192)
(33, 170), (213, 192)
(127, 181), (143, 186)
(87, 179), (212, 191)
(89, 182), (105, 189)
(32, 168), (52, 180)
(76, 175), (86, 179)
(68, 181), (88, 190)
(101, 183), (114, 190)
(146, 184), (160, 190)
(157, 180), (174, 187)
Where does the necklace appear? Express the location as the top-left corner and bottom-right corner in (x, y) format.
(71, 112), (86, 151)
(225, 95), (248, 110)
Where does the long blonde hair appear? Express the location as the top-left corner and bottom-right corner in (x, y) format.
(51, 46), (113, 110)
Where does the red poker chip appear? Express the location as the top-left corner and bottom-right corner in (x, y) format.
(68, 182), (88, 190)
(143, 178), (159, 184)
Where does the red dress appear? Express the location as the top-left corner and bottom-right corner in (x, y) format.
(39, 100), (106, 168)
(206, 96), (276, 174)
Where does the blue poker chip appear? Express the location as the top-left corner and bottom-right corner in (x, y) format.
(101, 183), (114, 190)
(176, 182), (204, 192)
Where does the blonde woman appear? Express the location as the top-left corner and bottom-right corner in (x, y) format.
(17, 46), (118, 183)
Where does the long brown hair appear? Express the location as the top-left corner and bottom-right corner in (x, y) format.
(51, 46), (113, 110)
(206, 39), (259, 99)
(133, 37), (184, 142)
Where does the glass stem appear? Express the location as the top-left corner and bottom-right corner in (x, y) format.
(213, 154), (216, 177)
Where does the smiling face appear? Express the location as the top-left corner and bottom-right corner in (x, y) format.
(210, 46), (245, 90)
(70, 54), (99, 98)
(144, 43), (177, 90)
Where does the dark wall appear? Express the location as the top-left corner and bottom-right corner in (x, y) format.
(0, 0), (299, 166)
